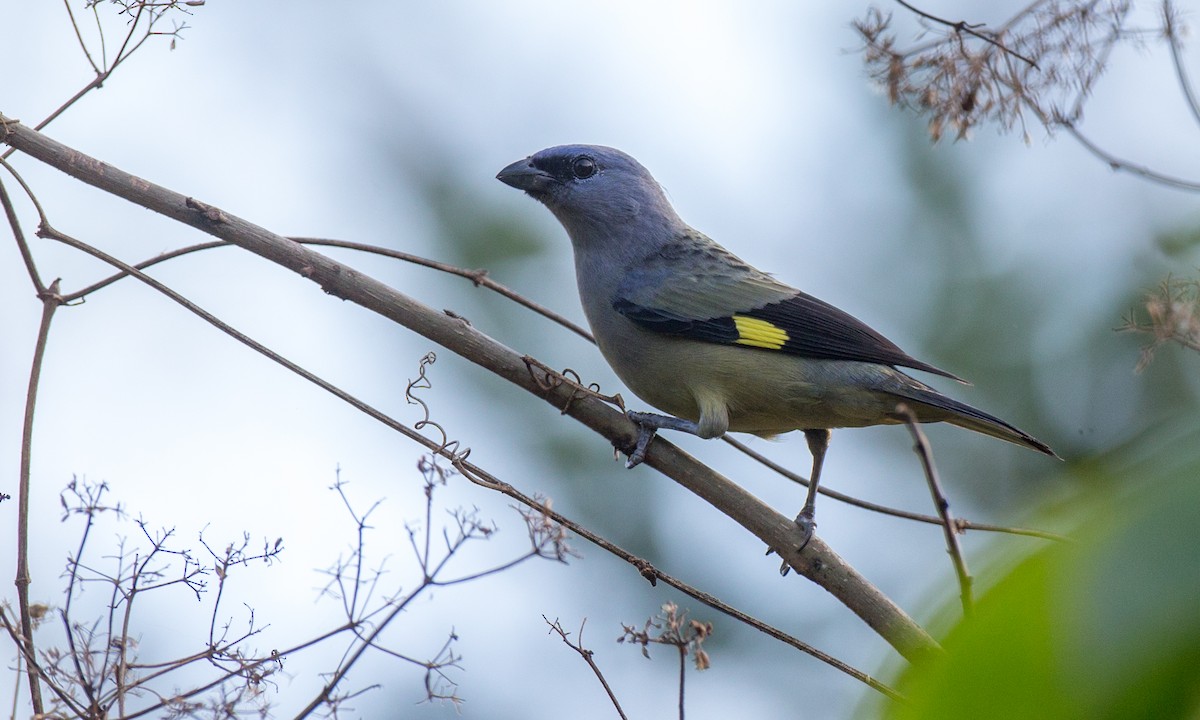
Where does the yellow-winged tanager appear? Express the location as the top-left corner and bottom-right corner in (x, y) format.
(497, 144), (1056, 546)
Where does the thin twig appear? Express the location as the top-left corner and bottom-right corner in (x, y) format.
(1, 1), (194, 161)
(60, 482), (107, 709)
(298, 479), (475, 716)
(14, 278), (64, 716)
(452, 462), (908, 702)
(0, 176), (46, 294)
(38, 223), (454, 461)
(61, 239), (227, 300)
(1163, 0), (1200, 131)
(289, 236), (595, 342)
(677, 642), (686, 720)
(896, 405), (973, 616)
(115, 553), (138, 716)
(62, 0), (101, 74)
(894, 0), (1040, 69)
(544, 618), (629, 720)
(108, 2), (149, 71)
(0, 608), (89, 718)
(1057, 118), (1200, 192)
(0, 157), (53, 230)
(723, 437), (1066, 541)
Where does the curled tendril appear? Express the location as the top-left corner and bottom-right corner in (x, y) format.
(405, 352), (471, 462)
(522, 356), (625, 415)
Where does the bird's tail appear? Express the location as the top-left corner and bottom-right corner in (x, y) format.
(896, 386), (1058, 458)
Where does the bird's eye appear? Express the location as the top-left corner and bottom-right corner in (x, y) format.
(571, 156), (597, 179)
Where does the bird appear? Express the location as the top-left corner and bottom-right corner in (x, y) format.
(496, 144), (1056, 551)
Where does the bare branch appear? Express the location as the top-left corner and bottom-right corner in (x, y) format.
(1057, 117), (1200, 192)
(1162, 0), (1200, 131)
(893, 0), (1041, 69)
(545, 617), (629, 720)
(723, 436), (1067, 541)
(895, 405), (973, 615)
(62, 0), (101, 74)
(0, 0), (199, 162)
(291, 236), (595, 342)
(0, 607), (90, 718)
(13, 277), (65, 716)
(0, 175), (46, 294)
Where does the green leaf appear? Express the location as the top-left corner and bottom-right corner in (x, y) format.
(885, 420), (1200, 719)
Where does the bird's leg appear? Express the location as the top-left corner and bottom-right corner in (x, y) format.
(779, 429), (830, 576)
(624, 411), (704, 469)
(797, 428), (830, 529)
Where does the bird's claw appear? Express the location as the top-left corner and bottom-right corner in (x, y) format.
(624, 413), (658, 468)
(777, 510), (816, 577)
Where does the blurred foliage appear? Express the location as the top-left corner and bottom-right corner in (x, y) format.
(881, 415), (1200, 719)
(422, 175), (547, 270)
(1120, 274), (1200, 375)
(886, 114), (1200, 512)
(887, 120), (1066, 506)
(1155, 221), (1200, 259)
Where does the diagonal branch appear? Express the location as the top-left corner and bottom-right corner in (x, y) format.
(893, 0), (1040, 69)
(1057, 118), (1200, 192)
(0, 174), (46, 294)
(896, 405), (973, 616)
(723, 436), (1066, 541)
(0, 114), (941, 664)
(545, 617), (630, 718)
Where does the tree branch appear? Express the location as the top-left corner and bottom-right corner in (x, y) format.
(893, 0), (1040, 69)
(896, 405), (973, 616)
(14, 279), (64, 717)
(544, 617), (629, 720)
(1162, 0), (1200, 132)
(1056, 118), (1200, 192)
(723, 436), (1065, 541)
(0, 114), (941, 664)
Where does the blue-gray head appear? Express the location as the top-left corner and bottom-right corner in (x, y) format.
(496, 145), (680, 246)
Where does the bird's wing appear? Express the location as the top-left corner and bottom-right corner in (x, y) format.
(613, 230), (966, 382)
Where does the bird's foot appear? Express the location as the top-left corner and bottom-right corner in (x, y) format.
(777, 509), (816, 577)
(624, 412), (659, 469)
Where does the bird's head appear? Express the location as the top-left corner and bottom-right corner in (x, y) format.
(497, 145), (678, 242)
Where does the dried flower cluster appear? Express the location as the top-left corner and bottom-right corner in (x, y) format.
(1120, 275), (1200, 372)
(619, 602), (714, 671)
(856, 1), (1133, 140)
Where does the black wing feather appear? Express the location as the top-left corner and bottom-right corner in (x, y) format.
(612, 298), (739, 344)
(614, 291), (966, 382)
(745, 292), (965, 381)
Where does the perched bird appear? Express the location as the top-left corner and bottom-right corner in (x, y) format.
(497, 144), (1055, 547)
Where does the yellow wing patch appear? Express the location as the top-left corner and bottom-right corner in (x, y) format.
(732, 315), (789, 350)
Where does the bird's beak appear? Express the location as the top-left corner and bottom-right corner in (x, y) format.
(496, 157), (555, 195)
